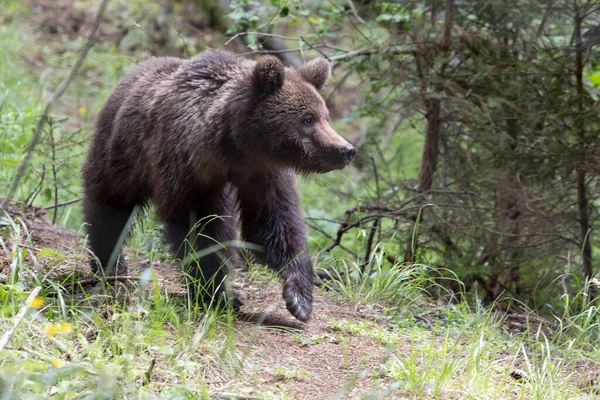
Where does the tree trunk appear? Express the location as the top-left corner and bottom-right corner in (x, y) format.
(417, 99), (441, 196)
(489, 117), (521, 299)
(404, 0), (453, 262)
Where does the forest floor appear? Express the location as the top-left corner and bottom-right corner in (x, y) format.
(2, 196), (599, 399)
(0, 197), (392, 398)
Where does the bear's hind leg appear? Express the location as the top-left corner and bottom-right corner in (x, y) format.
(83, 198), (136, 277)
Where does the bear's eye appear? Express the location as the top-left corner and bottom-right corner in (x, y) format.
(302, 116), (315, 126)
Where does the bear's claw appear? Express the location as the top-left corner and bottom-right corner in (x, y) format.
(286, 298), (310, 322)
(282, 283), (312, 322)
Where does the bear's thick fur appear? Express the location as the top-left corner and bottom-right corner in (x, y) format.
(82, 50), (355, 321)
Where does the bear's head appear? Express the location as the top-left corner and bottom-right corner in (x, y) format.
(246, 56), (355, 173)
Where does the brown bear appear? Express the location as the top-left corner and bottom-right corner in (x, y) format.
(81, 50), (355, 322)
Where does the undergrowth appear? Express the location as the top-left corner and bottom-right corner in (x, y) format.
(2, 203), (600, 398)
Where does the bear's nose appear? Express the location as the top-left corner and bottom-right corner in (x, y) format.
(340, 144), (356, 161)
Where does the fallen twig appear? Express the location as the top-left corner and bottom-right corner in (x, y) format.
(211, 393), (263, 400)
(18, 243), (42, 252)
(0, 286), (42, 351)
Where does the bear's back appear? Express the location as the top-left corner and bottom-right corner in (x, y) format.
(95, 57), (183, 140)
(184, 50), (251, 84)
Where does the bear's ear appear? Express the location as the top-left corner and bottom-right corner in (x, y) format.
(297, 58), (331, 91)
(252, 56), (285, 98)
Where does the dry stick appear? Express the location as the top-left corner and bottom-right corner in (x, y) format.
(328, 46), (417, 62)
(210, 394), (262, 400)
(24, 165), (45, 207)
(49, 121), (59, 224)
(224, 31), (300, 46)
(1, 0), (110, 209)
(42, 197), (82, 210)
(0, 286), (42, 351)
(346, 0), (366, 25)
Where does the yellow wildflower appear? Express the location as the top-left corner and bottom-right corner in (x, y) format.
(44, 322), (73, 337)
(44, 323), (57, 337)
(30, 297), (45, 309)
(57, 322), (72, 334)
(51, 358), (63, 368)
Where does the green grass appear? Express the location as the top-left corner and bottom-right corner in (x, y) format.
(2, 209), (600, 398)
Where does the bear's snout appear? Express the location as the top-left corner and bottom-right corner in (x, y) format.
(312, 121), (356, 170)
(340, 144), (356, 164)
(318, 142), (355, 171)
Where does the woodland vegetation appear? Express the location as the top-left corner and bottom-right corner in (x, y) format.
(1, 0), (600, 398)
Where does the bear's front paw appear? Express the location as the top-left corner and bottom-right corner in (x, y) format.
(282, 280), (313, 322)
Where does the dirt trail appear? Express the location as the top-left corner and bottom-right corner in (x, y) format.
(232, 288), (392, 398)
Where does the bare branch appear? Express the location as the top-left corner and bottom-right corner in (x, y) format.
(328, 46), (417, 62)
(42, 197), (83, 210)
(346, 0), (366, 25)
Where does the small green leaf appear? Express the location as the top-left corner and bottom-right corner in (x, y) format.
(589, 72), (600, 87)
